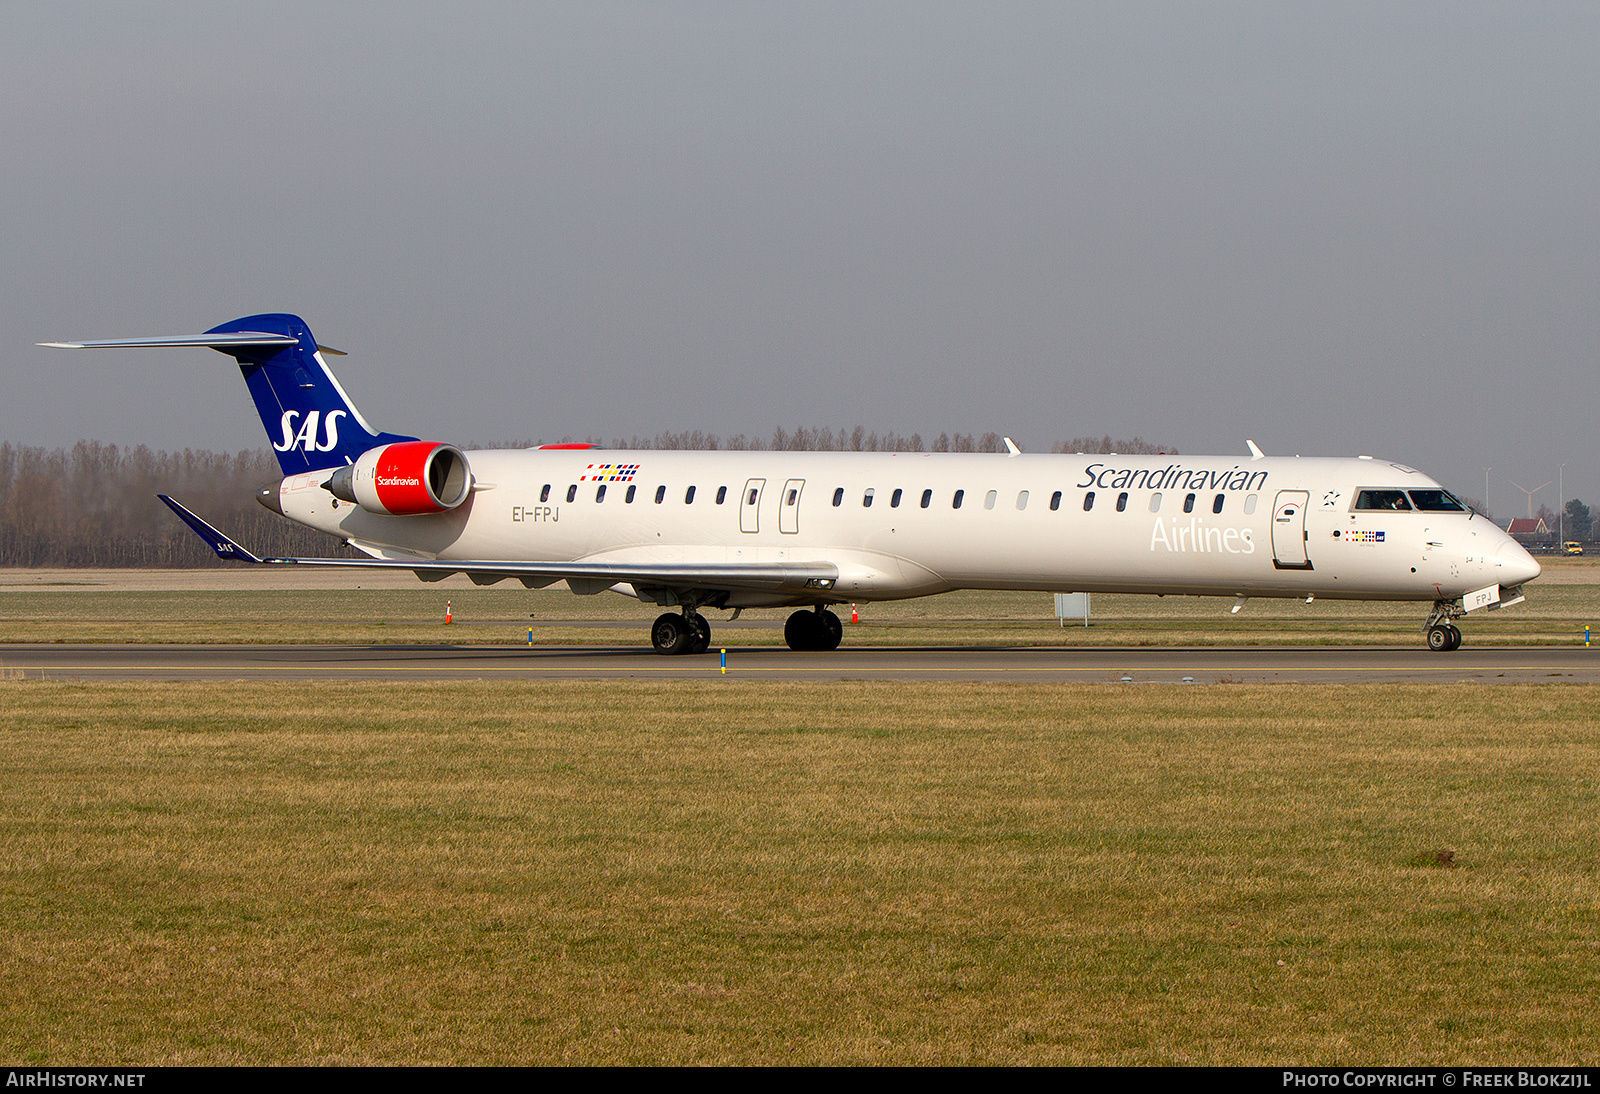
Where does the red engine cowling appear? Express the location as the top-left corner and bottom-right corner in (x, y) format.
(326, 442), (473, 515)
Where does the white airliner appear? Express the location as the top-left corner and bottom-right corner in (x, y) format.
(43, 313), (1541, 654)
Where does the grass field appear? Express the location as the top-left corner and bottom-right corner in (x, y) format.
(2, 680), (1596, 1064)
(1, 581), (1598, 647)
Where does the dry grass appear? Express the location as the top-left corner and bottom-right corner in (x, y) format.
(1, 681), (1596, 1064)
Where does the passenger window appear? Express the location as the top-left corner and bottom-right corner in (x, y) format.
(1116, 492), (1128, 512)
(566, 484), (577, 503)
(685, 486), (696, 504)
(985, 490), (997, 510)
(1150, 493), (1162, 513)
(786, 488), (798, 506)
(891, 488), (902, 508)
(1355, 490), (1412, 511)
(1244, 493), (1257, 515)
(953, 489), (964, 509)
(1083, 491), (1095, 511)
(540, 484), (551, 503)
(833, 487), (844, 507)
(921, 489), (932, 508)
(716, 486), (727, 505)
(1213, 493), (1224, 514)
(747, 488), (758, 506)
(1183, 493), (1195, 513)
(626, 485), (636, 504)
(595, 485), (606, 503)
(863, 488), (875, 508)
(1050, 491), (1062, 511)
(656, 486), (667, 504)
(1016, 490), (1029, 510)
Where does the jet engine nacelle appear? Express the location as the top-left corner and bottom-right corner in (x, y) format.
(326, 441), (473, 516)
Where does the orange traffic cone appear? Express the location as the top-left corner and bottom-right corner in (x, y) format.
(445, 600), (453, 625)
(851, 603), (858, 624)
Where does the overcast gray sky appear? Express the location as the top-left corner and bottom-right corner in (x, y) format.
(5, 2), (1597, 517)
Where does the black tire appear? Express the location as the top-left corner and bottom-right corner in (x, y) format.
(816, 609), (843, 651)
(1446, 625), (1462, 651)
(784, 610), (818, 651)
(1427, 625), (1451, 652)
(652, 613), (691, 655)
(687, 613), (711, 655)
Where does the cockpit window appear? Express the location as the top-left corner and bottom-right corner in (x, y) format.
(1355, 489), (1412, 511)
(1408, 490), (1466, 512)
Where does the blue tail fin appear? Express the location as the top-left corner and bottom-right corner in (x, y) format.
(203, 314), (417, 475)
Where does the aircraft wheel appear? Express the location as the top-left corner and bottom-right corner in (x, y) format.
(652, 613), (692, 655)
(816, 609), (843, 651)
(784, 610), (819, 651)
(1447, 624), (1462, 651)
(1427, 625), (1452, 652)
(686, 613), (712, 655)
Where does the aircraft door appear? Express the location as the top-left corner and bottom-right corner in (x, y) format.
(779, 479), (804, 534)
(1271, 490), (1313, 570)
(741, 478), (765, 534)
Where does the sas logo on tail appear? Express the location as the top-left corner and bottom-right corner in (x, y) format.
(272, 410), (348, 453)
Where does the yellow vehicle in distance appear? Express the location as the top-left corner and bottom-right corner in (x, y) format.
(1564, 541), (1584, 555)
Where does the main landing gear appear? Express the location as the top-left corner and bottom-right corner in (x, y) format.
(648, 604), (845, 655)
(651, 609), (712, 655)
(1425, 599), (1464, 652)
(784, 607), (843, 651)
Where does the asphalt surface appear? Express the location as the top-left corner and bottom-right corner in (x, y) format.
(2, 643), (1596, 682)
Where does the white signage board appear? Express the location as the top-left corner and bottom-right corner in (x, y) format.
(1055, 592), (1090, 627)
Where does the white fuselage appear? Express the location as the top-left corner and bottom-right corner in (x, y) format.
(272, 449), (1542, 608)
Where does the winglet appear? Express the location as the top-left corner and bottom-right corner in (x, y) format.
(1003, 437), (1021, 456)
(157, 495), (264, 563)
(1246, 439), (1265, 460)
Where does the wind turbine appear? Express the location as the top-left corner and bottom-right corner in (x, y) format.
(1507, 479), (1552, 520)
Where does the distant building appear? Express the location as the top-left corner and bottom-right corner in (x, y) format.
(1505, 517), (1551, 543)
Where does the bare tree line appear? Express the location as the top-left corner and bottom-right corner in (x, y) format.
(0, 442), (353, 567)
(1, 432), (1175, 567)
(478, 429), (1176, 456)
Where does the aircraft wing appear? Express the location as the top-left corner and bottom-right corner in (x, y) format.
(158, 495), (839, 595)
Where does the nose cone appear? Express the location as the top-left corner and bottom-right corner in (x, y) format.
(1495, 537), (1542, 587)
(255, 483), (283, 516)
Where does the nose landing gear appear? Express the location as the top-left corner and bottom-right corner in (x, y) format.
(1426, 623), (1462, 651)
(1424, 599), (1465, 651)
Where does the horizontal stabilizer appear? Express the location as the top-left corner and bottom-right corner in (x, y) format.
(41, 332), (299, 351)
(42, 332), (349, 355)
(50, 314), (392, 474)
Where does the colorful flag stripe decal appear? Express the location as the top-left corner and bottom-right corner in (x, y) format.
(579, 463), (641, 482)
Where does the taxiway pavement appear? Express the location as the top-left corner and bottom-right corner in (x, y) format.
(1, 643), (1595, 683)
